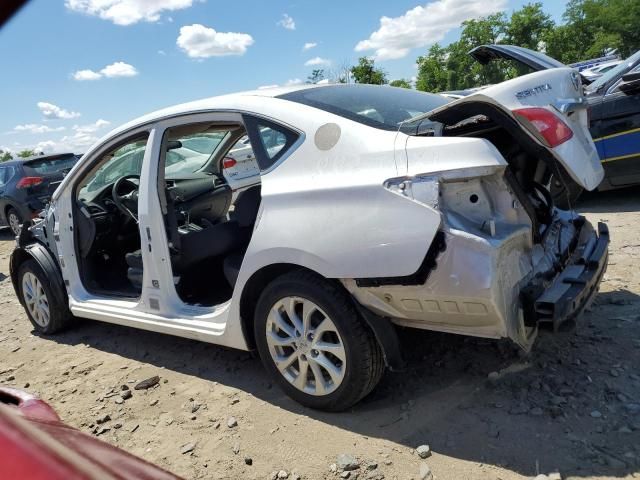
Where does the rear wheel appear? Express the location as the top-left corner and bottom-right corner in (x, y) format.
(18, 259), (73, 334)
(7, 208), (22, 236)
(254, 270), (384, 411)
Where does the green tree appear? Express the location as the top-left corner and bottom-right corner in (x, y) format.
(505, 3), (554, 50)
(416, 43), (449, 92)
(350, 57), (387, 85)
(306, 69), (325, 84)
(389, 79), (412, 89)
(0, 150), (12, 162)
(545, 0), (640, 63)
(17, 149), (36, 158)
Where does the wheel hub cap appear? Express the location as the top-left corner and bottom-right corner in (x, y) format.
(22, 272), (50, 328)
(266, 297), (346, 396)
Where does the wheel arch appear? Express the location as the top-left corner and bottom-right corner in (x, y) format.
(10, 242), (67, 310)
(238, 262), (403, 370)
(3, 202), (16, 222)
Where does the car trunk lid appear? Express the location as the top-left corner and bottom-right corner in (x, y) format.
(402, 68), (604, 191)
(469, 44), (567, 72)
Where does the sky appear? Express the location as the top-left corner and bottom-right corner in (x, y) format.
(0, 0), (568, 155)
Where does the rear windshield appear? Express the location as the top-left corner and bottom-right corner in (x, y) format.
(24, 154), (77, 175)
(278, 85), (450, 131)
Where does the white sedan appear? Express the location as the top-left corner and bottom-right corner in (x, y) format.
(11, 75), (608, 411)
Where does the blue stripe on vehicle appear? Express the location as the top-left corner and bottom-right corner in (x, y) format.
(597, 129), (640, 162)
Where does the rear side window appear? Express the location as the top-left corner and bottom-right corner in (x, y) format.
(0, 166), (14, 186)
(24, 154), (77, 175)
(278, 85), (449, 131)
(243, 116), (299, 170)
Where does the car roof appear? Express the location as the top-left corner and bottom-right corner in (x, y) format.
(93, 83), (383, 149)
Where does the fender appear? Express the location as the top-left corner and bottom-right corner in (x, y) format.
(10, 240), (67, 310)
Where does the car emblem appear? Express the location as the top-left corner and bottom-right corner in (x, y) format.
(515, 83), (552, 99)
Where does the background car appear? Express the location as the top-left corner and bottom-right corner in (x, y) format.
(581, 60), (623, 81)
(468, 45), (640, 204)
(0, 386), (181, 479)
(0, 152), (79, 235)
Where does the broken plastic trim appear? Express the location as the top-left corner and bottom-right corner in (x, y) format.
(521, 221), (609, 331)
(355, 231), (446, 288)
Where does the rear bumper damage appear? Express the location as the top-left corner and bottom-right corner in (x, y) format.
(345, 208), (608, 350)
(521, 220), (608, 331)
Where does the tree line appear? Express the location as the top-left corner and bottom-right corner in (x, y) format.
(310, 0), (640, 93)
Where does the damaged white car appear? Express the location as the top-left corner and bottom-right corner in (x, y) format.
(10, 75), (609, 411)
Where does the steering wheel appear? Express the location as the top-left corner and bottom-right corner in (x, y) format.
(112, 174), (140, 222)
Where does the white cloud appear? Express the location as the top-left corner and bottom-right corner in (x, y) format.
(9, 119), (112, 155)
(285, 78), (303, 86)
(37, 102), (81, 120)
(257, 84), (279, 90)
(158, 49), (167, 55)
(65, 0), (196, 26)
(14, 124), (66, 134)
(73, 119), (111, 134)
(355, 0), (507, 60)
(277, 13), (296, 30)
(73, 61), (138, 80)
(73, 69), (102, 81)
(304, 57), (331, 67)
(303, 42), (317, 51)
(177, 24), (254, 58)
(100, 61), (138, 78)
(34, 141), (58, 154)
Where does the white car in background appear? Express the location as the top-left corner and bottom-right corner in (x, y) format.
(581, 60), (623, 81)
(11, 76), (608, 411)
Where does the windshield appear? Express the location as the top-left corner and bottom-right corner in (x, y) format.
(278, 85), (450, 131)
(588, 50), (640, 92)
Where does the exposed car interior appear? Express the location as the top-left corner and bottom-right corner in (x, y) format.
(74, 123), (263, 305)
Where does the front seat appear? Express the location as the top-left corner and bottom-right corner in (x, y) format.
(125, 185), (261, 288)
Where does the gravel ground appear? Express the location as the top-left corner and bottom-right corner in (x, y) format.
(0, 188), (639, 480)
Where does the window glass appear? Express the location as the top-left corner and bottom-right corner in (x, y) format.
(23, 154), (77, 175)
(278, 85), (450, 131)
(258, 127), (287, 160)
(242, 116), (300, 170)
(0, 167), (7, 186)
(163, 130), (228, 177)
(80, 137), (148, 195)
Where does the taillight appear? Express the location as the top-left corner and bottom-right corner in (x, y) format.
(222, 157), (237, 169)
(513, 107), (573, 148)
(16, 176), (44, 189)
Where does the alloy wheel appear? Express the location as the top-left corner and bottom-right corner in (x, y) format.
(8, 212), (21, 235)
(22, 272), (50, 328)
(265, 296), (346, 396)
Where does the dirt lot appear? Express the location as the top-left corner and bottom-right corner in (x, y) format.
(1, 189), (639, 480)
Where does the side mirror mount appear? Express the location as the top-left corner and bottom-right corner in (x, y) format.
(619, 71), (640, 94)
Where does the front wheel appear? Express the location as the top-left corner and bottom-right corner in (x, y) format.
(18, 259), (73, 334)
(254, 270), (384, 411)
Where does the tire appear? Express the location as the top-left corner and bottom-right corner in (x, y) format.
(17, 259), (73, 334)
(254, 270), (384, 411)
(550, 174), (584, 210)
(7, 207), (23, 236)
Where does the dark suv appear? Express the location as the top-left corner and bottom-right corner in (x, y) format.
(0, 153), (79, 235)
